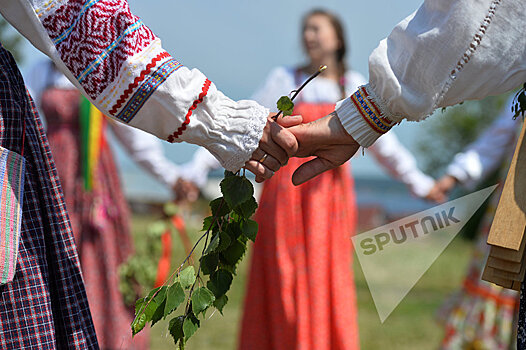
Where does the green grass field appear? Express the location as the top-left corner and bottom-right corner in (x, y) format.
(130, 212), (473, 350)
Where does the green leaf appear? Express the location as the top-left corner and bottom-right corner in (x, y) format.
(137, 286), (166, 323)
(207, 269), (233, 298)
(165, 282), (185, 317)
(242, 220), (258, 242)
(220, 176), (253, 209)
(205, 234), (220, 254)
(134, 297), (147, 316)
(179, 266), (196, 289)
(183, 314), (200, 341)
(210, 197), (230, 217)
(131, 313), (147, 336)
(143, 299), (159, 322)
(213, 294), (228, 315)
(151, 299), (166, 326)
(200, 253), (219, 275)
(201, 216), (216, 232)
(153, 286), (168, 303)
(277, 96), (294, 116)
(191, 287), (215, 315)
(226, 222), (242, 241)
(221, 240), (246, 266)
(169, 316), (185, 343)
(234, 197), (258, 219)
(217, 231), (231, 252)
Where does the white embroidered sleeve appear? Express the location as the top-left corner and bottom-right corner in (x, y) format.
(336, 0), (526, 147)
(0, 0), (267, 172)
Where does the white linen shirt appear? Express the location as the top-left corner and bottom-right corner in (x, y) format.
(0, 0), (268, 172)
(335, 0), (526, 148)
(26, 60), (183, 189)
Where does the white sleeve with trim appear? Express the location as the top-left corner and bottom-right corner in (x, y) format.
(335, 0), (526, 147)
(0, 0), (268, 172)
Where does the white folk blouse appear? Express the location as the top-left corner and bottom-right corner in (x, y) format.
(335, 0), (526, 148)
(0, 0), (268, 172)
(26, 60), (184, 189)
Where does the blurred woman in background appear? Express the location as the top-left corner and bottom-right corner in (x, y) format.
(27, 61), (197, 350)
(238, 9), (435, 350)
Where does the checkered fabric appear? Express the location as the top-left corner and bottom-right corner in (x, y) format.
(0, 45), (99, 349)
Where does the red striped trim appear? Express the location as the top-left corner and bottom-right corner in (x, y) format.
(109, 51), (171, 115)
(360, 87), (394, 125)
(167, 78), (211, 142)
(360, 87), (383, 119)
(350, 93), (385, 134)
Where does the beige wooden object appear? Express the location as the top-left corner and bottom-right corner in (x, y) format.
(486, 125), (526, 250)
(482, 123), (526, 290)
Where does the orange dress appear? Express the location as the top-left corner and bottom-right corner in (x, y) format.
(239, 102), (360, 350)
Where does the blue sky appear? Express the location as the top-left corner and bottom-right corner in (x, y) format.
(17, 0), (436, 197)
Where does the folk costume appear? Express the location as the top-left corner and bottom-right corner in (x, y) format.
(26, 60), (191, 349)
(0, 0), (269, 348)
(238, 67), (434, 350)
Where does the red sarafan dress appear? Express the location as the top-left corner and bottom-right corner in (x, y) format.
(237, 66), (435, 350)
(239, 67), (361, 350)
(40, 87), (149, 350)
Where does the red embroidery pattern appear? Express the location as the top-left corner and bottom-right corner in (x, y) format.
(41, 0), (157, 99)
(350, 86), (394, 134)
(167, 79), (212, 142)
(109, 51), (170, 115)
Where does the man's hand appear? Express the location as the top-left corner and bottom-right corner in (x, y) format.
(244, 113), (303, 182)
(288, 112), (359, 186)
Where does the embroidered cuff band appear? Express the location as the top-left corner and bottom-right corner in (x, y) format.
(336, 85), (396, 147)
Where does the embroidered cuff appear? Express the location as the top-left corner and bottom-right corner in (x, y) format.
(221, 103), (268, 172)
(336, 85), (396, 147)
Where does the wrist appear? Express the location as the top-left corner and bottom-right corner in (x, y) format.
(329, 111), (358, 146)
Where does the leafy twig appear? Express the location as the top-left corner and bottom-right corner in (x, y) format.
(272, 65), (327, 120)
(131, 64), (327, 349)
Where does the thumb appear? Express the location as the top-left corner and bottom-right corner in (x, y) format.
(292, 157), (333, 186)
(275, 114), (303, 128)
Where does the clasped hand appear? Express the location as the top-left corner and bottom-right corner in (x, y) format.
(245, 112), (359, 185)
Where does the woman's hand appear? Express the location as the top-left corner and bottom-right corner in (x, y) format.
(244, 113), (303, 182)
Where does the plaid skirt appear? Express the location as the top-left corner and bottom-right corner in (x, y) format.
(0, 45), (98, 348)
